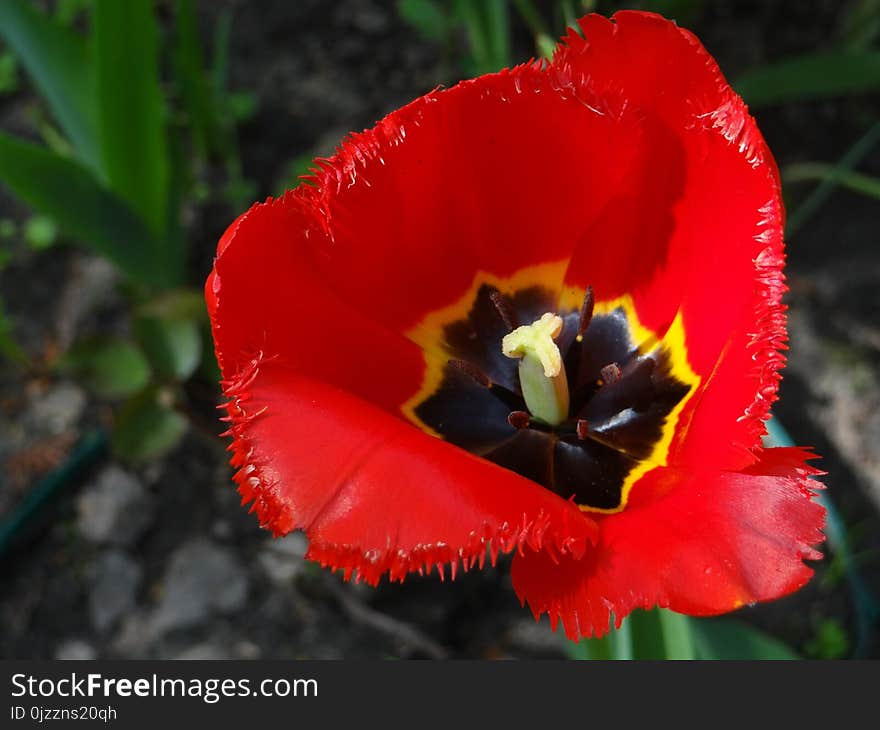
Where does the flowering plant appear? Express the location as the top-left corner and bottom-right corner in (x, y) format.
(206, 11), (825, 640)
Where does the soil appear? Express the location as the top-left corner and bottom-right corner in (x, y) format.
(0, 0), (878, 659)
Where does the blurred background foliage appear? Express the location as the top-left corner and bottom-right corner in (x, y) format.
(0, 0), (878, 660)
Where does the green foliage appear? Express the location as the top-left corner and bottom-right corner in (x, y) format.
(785, 122), (880, 238)
(0, 0), (253, 292)
(0, 131), (175, 289)
(23, 215), (57, 250)
(805, 619), (850, 660)
(397, 0), (450, 43)
(569, 609), (696, 660)
(276, 154), (317, 195)
(135, 316), (202, 383)
(785, 163), (880, 201)
(0, 51), (20, 95)
(135, 290), (206, 382)
(172, 0), (223, 162)
(735, 52), (880, 107)
(690, 619), (801, 660)
(0, 0), (244, 465)
(62, 338), (152, 399)
(112, 387), (188, 462)
(0, 0), (100, 169)
(93, 0), (169, 239)
(454, 0), (512, 74)
(838, 0), (880, 51)
(568, 609), (802, 660)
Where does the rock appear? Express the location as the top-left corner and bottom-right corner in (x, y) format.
(27, 382), (86, 436)
(506, 617), (569, 658)
(54, 256), (119, 352)
(787, 309), (880, 510)
(174, 642), (231, 660)
(150, 538), (249, 636)
(89, 550), (141, 633)
(111, 611), (152, 657)
(211, 519), (232, 540)
(54, 639), (96, 661)
(258, 532), (309, 585)
(234, 640), (261, 660)
(76, 465), (155, 546)
(349, 3), (388, 34)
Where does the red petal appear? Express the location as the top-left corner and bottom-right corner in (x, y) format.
(553, 11), (786, 469)
(510, 447), (825, 639)
(296, 62), (662, 334)
(222, 360), (597, 585)
(207, 194), (425, 415)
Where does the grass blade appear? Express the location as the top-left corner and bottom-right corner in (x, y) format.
(691, 618), (800, 660)
(735, 52), (880, 107)
(483, 0), (511, 70)
(173, 0), (222, 161)
(92, 0), (169, 239)
(0, 0), (100, 170)
(566, 617), (633, 660)
(0, 131), (173, 289)
(784, 163), (880, 200)
(785, 122), (880, 237)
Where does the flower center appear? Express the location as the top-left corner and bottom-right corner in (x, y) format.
(501, 312), (570, 426)
(405, 279), (697, 513)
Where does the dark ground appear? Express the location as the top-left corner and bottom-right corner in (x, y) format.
(0, 0), (878, 659)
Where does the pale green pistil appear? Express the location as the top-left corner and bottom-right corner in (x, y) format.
(501, 312), (570, 426)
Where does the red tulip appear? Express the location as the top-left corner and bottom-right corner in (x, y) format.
(206, 11), (825, 639)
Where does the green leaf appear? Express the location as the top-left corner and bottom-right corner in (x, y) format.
(567, 618), (632, 660)
(0, 131), (174, 289)
(140, 288), (208, 322)
(784, 162), (880, 200)
(55, 0), (92, 27)
(23, 215), (58, 250)
(805, 618), (850, 660)
(0, 0), (100, 170)
(735, 52), (880, 107)
(483, 0), (511, 71)
(0, 51), (20, 95)
(135, 314), (202, 382)
(568, 609), (695, 660)
(397, 0), (449, 43)
(135, 289), (206, 381)
(226, 91), (258, 123)
(690, 618), (801, 660)
(172, 0), (222, 161)
(112, 387), (188, 462)
(93, 0), (169, 239)
(62, 338), (151, 399)
(838, 0), (880, 51)
(627, 609), (696, 660)
(785, 122), (880, 237)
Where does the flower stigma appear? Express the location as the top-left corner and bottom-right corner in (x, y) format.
(502, 312), (571, 426)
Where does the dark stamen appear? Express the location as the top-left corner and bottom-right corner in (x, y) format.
(448, 359), (491, 388)
(576, 419), (589, 440)
(600, 362), (621, 385)
(507, 410), (531, 430)
(577, 285), (594, 340)
(489, 290), (518, 331)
